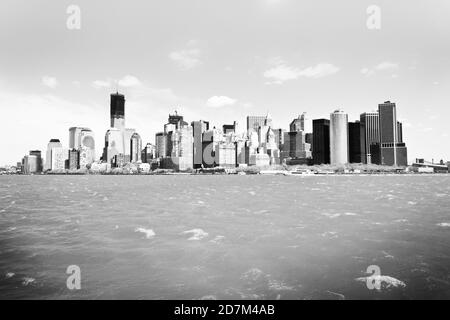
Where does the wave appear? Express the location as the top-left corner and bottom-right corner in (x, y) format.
(182, 229), (208, 241)
(437, 222), (450, 227)
(135, 227), (156, 239)
(5, 272), (15, 279)
(22, 277), (35, 286)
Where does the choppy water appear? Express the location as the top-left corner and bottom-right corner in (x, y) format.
(0, 175), (449, 300)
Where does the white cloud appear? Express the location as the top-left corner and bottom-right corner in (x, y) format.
(206, 96), (237, 108)
(92, 80), (111, 89)
(169, 42), (202, 70)
(42, 76), (58, 89)
(361, 62), (399, 77)
(118, 75), (142, 87)
(264, 59), (340, 84)
(92, 75), (141, 89)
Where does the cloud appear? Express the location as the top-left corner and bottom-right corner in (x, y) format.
(361, 62), (399, 77)
(118, 75), (142, 87)
(42, 76), (58, 89)
(169, 46), (202, 70)
(206, 96), (237, 108)
(92, 75), (142, 89)
(263, 59), (340, 84)
(92, 80), (111, 89)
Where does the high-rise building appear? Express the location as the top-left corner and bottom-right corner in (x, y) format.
(378, 101), (408, 166)
(45, 139), (62, 171)
(348, 121), (361, 163)
(223, 121), (238, 134)
(68, 149), (80, 170)
(69, 127), (95, 168)
(29, 150), (43, 172)
(330, 110), (349, 165)
(312, 119), (330, 164)
(155, 132), (166, 159)
(170, 125), (193, 171)
(168, 111), (188, 129)
(103, 92), (136, 165)
(110, 92), (125, 130)
(247, 114), (272, 132)
(289, 113), (306, 132)
(191, 120), (210, 168)
(141, 143), (156, 163)
(51, 147), (68, 171)
(360, 112), (380, 164)
(130, 133), (142, 163)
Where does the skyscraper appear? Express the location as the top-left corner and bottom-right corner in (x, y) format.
(330, 110), (349, 165)
(103, 92), (136, 166)
(312, 119), (330, 165)
(378, 101), (408, 166)
(69, 127), (95, 167)
(191, 120), (210, 168)
(289, 113), (306, 132)
(360, 112), (380, 164)
(45, 139), (62, 171)
(130, 133), (142, 163)
(247, 114), (272, 132)
(348, 121), (361, 163)
(110, 92), (125, 130)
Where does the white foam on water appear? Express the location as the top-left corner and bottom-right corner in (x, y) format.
(268, 279), (294, 291)
(407, 201), (417, 205)
(322, 213), (341, 219)
(22, 277), (35, 286)
(395, 219), (408, 223)
(344, 212), (358, 216)
(197, 200), (205, 205)
(103, 196), (109, 201)
(355, 275), (406, 290)
(326, 290), (345, 300)
(114, 225), (119, 230)
(6, 227), (17, 232)
(437, 222), (450, 227)
(135, 227), (156, 239)
(183, 229), (208, 240)
(382, 251), (395, 259)
(210, 235), (225, 243)
(199, 295), (217, 300)
(5, 272), (15, 279)
(240, 268), (265, 281)
(248, 191), (256, 196)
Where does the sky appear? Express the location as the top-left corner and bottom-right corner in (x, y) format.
(0, 0), (449, 165)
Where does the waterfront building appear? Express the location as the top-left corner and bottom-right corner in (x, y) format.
(170, 125), (193, 171)
(155, 132), (166, 159)
(330, 110), (349, 165)
(45, 139), (62, 171)
(348, 121), (362, 163)
(130, 133), (142, 163)
(360, 112), (380, 164)
(312, 119), (330, 165)
(141, 143), (156, 163)
(378, 101), (408, 166)
(29, 150), (43, 173)
(191, 120), (210, 168)
(289, 113), (306, 132)
(50, 147), (68, 171)
(68, 149), (80, 170)
(102, 93), (136, 166)
(69, 127), (95, 167)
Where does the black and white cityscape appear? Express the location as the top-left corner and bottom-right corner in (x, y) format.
(0, 0), (449, 304)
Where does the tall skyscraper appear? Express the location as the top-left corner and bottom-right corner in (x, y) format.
(69, 127), (95, 167)
(103, 92), (136, 166)
(360, 112), (380, 164)
(348, 121), (361, 163)
(312, 119), (330, 165)
(45, 139), (62, 171)
(29, 150), (43, 172)
(155, 132), (166, 159)
(191, 120), (210, 168)
(378, 101), (408, 166)
(110, 92), (125, 130)
(130, 133), (142, 163)
(289, 113), (306, 132)
(330, 110), (349, 165)
(247, 114), (272, 132)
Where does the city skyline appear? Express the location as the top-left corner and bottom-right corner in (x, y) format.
(1, 0), (450, 164)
